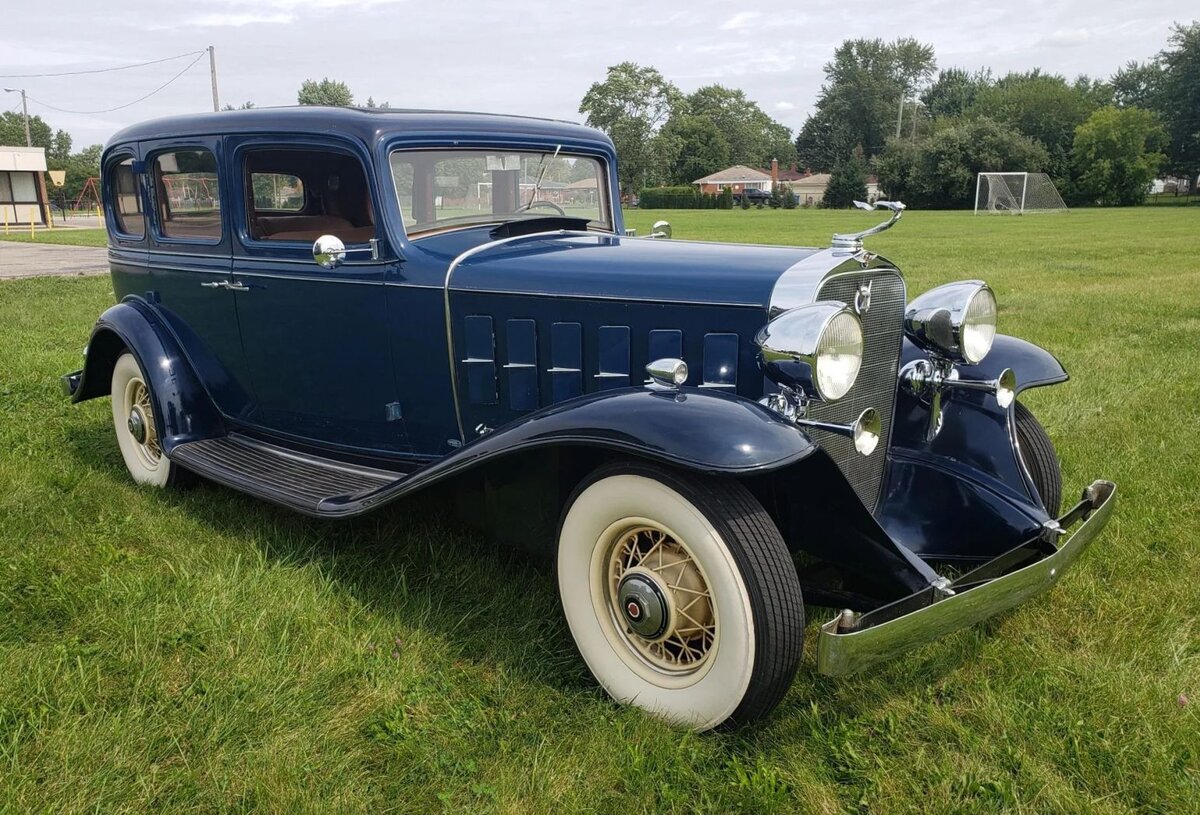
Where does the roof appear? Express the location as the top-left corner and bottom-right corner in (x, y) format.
(692, 165), (772, 184)
(788, 173), (831, 186)
(566, 177), (599, 189)
(0, 145), (46, 172)
(106, 106), (612, 153)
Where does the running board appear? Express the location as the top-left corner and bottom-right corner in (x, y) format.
(169, 434), (406, 516)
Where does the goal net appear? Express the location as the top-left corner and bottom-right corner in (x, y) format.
(974, 172), (1067, 214)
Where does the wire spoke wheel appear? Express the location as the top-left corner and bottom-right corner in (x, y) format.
(605, 523), (716, 675)
(123, 376), (162, 469)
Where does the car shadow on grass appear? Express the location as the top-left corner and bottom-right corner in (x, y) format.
(63, 416), (977, 734)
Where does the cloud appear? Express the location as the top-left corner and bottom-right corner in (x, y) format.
(774, 101), (796, 111)
(1037, 28), (1091, 48)
(183, 12), (295, 27)
(720, 12), (761, 31)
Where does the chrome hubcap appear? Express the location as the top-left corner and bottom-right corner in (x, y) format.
(127, 406), (147, 444)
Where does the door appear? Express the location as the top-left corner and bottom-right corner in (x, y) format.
(142, 138), (252, 420)
(226, 137), (407, 453)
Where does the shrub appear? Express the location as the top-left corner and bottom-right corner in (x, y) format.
(638, 186), (721, 209)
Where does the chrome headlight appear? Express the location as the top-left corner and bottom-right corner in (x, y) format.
(756, 302), (864, 401)
(904, 281), (997, 364)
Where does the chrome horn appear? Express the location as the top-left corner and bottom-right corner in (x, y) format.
(831, 200), (905, 251)
(761, 389), (882, 457)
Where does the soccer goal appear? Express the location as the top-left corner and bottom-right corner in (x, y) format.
(974, 172), (1067, 214)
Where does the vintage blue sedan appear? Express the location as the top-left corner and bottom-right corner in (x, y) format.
(62, 107), (1114, 730)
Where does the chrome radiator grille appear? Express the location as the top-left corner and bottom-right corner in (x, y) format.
(805, 271), (905, 510)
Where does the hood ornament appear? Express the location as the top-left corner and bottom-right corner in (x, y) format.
(832, 200), (906, 251)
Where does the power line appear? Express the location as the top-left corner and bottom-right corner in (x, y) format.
(26, 52), (206, 115)
(0, 50), (204, 79)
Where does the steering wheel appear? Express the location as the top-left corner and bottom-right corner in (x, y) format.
(516, 200), (566, 216)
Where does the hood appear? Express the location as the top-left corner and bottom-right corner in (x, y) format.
(448, 232), (824, 309)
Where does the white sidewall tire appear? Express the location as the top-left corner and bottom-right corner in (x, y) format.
(111, 352), (173, 488)
(558, 472), (756, 730)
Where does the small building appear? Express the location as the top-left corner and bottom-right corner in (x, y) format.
(693, 165), (773, 196)
(783, 169), (882, 206)
(0, 145), (48, 225)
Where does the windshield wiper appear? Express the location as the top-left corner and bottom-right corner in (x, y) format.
(525, 144), (561, 209)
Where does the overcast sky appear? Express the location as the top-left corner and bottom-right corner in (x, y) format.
(1, 0), (1192, 149)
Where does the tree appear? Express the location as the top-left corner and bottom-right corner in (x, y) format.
(221, 101), (256, 111)
(823, 149), (869, 208)
(794, 37), (936, 170)
(365, 96), (392, 109)
(968, 71), (1102, 182)
(1157, 22), (1200, 184)
(0, 110), (64, 153)
(679, 85), (796, 170)
(579, 62), (683, 194)
(1111, 61), (1164, 110)
(1072, 106), (1166, 206)
(661, 114), (731, 184)
(874, 117), (1049, 208)
(298, 78), (354, 107)
(922, 67), (992, 119)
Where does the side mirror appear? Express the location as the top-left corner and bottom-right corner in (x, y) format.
(650, 220), (672, 239)
(313, 234), (346, 269)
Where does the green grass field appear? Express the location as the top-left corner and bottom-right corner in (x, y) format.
(0, 227), (108, 247)
(2, 208), (1197, 813)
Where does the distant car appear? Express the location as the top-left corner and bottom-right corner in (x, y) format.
(62, 107), (1114, 730)
(737, 188), (772, 203)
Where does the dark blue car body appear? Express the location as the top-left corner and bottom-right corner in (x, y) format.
(62, 107), (1113, 682)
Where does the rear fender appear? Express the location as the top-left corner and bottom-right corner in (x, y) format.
(70, 300), (223, 452)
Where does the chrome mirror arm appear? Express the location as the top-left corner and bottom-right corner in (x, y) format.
(831, 200), (906, 250)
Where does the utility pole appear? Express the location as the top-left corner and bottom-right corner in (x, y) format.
(895, 90), (905, 139)
(3, 88), (31, 146)
(207, 46), (220, 112)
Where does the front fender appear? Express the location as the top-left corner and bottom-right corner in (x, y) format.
(325, 387), (821, 516)
(956, 334), (1068, 393)
(68, 300), (223, 453)
(884, 334), (1069, 560)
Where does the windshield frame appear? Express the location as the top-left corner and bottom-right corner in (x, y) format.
(386, 145), (615, 240)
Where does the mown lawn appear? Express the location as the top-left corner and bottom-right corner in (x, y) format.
(2, 207), (1198, 813)
(0, 227), (108, 247)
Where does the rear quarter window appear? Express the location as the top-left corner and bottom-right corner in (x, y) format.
(110, 158), (144, 238)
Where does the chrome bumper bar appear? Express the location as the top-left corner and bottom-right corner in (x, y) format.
(817, 480), (1116, 676)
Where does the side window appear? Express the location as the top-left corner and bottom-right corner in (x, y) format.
(110, 158), (144, 238)
(251, 173), (304, 211)
(153, 149), (221, 241)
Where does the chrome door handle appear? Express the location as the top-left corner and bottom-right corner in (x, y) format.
(199, 281), (224, 289)
(224, 281), (250, 292)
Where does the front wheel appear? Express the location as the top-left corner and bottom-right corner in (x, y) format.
(1014, 401), (1062, 516)
(557, 461), (804, 730)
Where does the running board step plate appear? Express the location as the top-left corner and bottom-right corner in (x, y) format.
(169, 434), (404, 515)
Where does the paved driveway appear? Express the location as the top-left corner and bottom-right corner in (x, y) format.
(0, 241), (109, 280)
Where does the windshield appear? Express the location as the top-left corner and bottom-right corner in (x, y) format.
(388, 148), (611, 237)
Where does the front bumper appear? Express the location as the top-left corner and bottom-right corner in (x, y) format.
(817, 479), (1116, 676)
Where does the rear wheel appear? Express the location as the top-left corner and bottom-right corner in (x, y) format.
(1014, 401), (1062, 516)
(111, 352), (187, 488)
(556, 461), (804, 730)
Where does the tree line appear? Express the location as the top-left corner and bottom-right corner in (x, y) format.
(579, 22), (1199, 208)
